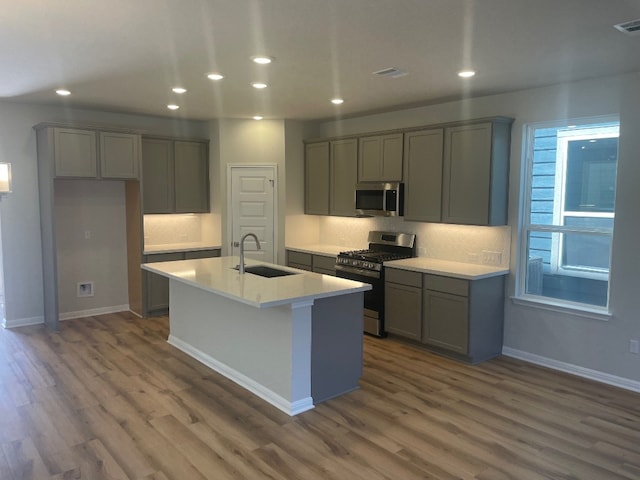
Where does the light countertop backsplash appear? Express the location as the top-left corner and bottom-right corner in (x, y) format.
(317, 216), (511, 268)
(144, 213), (220, 249)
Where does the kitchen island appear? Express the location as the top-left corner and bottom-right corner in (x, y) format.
(142, 256), (371, 415)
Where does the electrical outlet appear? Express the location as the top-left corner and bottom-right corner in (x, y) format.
(84, 230), (91, 240)
(481, 250), (502, 265)
(77, 282), (94, 298)
(467, 252), (479, 263)
(630, 339), (639, 354)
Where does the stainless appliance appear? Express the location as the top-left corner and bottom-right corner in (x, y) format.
(355, 182), (404, 217)
(335, 231), (416, 337)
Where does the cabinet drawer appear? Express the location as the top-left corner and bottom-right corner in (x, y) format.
(424, 274), (468, 296)
(184, 249), (220, 260)
(144, 252), (184, 263)
(313, 254), (336, 272)
(287, 250), (312, 267)
(386, 268), (422, 288)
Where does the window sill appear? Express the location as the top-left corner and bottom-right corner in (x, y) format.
(510, 295), (612, 322)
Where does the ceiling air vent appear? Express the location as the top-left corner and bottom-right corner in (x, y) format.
(614, 19), (640, 35)
(373, 67), (408, 78)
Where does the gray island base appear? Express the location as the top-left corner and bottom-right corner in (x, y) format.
(142, 257), (371, 415)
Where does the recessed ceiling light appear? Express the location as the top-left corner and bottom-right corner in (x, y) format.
(252, 56), (274, 65)
(56, 89), (71, 96)
(207, 72), (224, 80)
(458, 70), (476, 78)
(331, 98), (344, 105)
(251, 82), (268, 89)
(172, 87), (187, 94)
(167, 104), (180, 110)
(253, 116), (264, 120)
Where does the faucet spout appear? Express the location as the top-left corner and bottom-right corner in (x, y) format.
(238, 233), (261, 274)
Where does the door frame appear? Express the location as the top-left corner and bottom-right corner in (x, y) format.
(226, 164), (279, 264)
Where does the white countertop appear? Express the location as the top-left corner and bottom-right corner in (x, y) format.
(385, 257), (509, 280)
(142, 256), (371, 308)
(144, 243), (222, 254)
(286, 244), (355, 257)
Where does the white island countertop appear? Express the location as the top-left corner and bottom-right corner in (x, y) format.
(142, 256), (371, 308)
(385, 257), (509, 280)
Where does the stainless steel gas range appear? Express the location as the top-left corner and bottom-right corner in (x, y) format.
(335, 231), (416, 337)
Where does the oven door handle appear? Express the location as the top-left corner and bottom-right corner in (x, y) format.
(335, 264), (381, 279)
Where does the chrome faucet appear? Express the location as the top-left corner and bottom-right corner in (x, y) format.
(235, 233), (261, 274)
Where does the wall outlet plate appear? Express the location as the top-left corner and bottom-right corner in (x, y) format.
(77, 282), (94, 298)
(481, 250), (502, 265)
(630, 339), (639, 354)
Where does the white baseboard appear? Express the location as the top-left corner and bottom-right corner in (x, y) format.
(59, 304), (130, 321)
(502, 346), (640, 393)
(168, 334), (314, 416)
(2, 315), (45, 328)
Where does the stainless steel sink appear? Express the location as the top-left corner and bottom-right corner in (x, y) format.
(241, 265), (299, 278)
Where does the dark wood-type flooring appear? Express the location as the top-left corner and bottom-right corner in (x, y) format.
(1, 311), (639, 479)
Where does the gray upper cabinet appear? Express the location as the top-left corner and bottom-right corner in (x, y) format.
(142, 137), (209, 214)
(100, 132), (140, 179)
(358, 133), (403, 182)
(53, 128), (98, 178)
(442, 118), (512, 225)
(175, 141), (209, 213)
(330, 138), (358, 216)
(142, 138), (174, 213)
(305, 142), (330, 215)
(52, 127), (141, 180)
(403, 129), (444, 222)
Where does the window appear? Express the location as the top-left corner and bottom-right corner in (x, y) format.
(521, 117), (619, 309)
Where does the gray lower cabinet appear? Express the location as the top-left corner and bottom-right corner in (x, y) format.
(286, 250), (336, 275)
(142, 137), (209, 214)
(144, 249), (220, 315)
(304, 139), (357, 217)
(385, 267), (505, 363)
(384, 269), (422, 341)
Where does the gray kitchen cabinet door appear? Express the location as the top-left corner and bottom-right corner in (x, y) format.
(174, 141), (209, 213)
(385, 281), (422, 340)
(312, 254), (336, 275)
(142, 138), (174, 213)
(100, 132), (140, 179)
(358, 133), (403, 182)
(53, 128), (98, 178)
(422, 289), (469, 354)
(330, 138), (358, 216)
(305, 142), (330, 215)
(442, 119), (511, 225)
(403, 129), (444, 222)
(144, 252), (183, 314)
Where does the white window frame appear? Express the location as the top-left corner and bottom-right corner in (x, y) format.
(518, 115), (619, 312)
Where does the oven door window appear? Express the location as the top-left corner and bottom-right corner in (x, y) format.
(356, 190), (384, 211)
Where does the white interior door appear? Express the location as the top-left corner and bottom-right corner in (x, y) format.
(228, 165), (277, 263)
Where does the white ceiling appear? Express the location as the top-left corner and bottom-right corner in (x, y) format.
(2, 0), (640, 121)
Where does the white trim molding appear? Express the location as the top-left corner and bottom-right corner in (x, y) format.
(59, 305), (131, 321)
(502, 346), (640, 393)
(168, 334), (314, 416)
(2, 315), (45, 329)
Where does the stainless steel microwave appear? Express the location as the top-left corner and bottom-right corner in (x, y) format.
(355, 182), (404, 217)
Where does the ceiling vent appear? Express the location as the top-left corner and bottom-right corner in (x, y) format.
(614, 19), (640, 35)
(373, 67), (408, 78)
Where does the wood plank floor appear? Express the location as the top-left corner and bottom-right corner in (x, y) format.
(1, 312), (639, 479)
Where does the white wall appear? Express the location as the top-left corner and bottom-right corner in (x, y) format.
(0, 101), (208, 326)
(312, 72), (640, 386)
(55, 179), (128, 316)
(216, 119), (287, 261)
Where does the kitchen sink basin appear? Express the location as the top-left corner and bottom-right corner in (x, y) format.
(243, 265), (298, 278)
